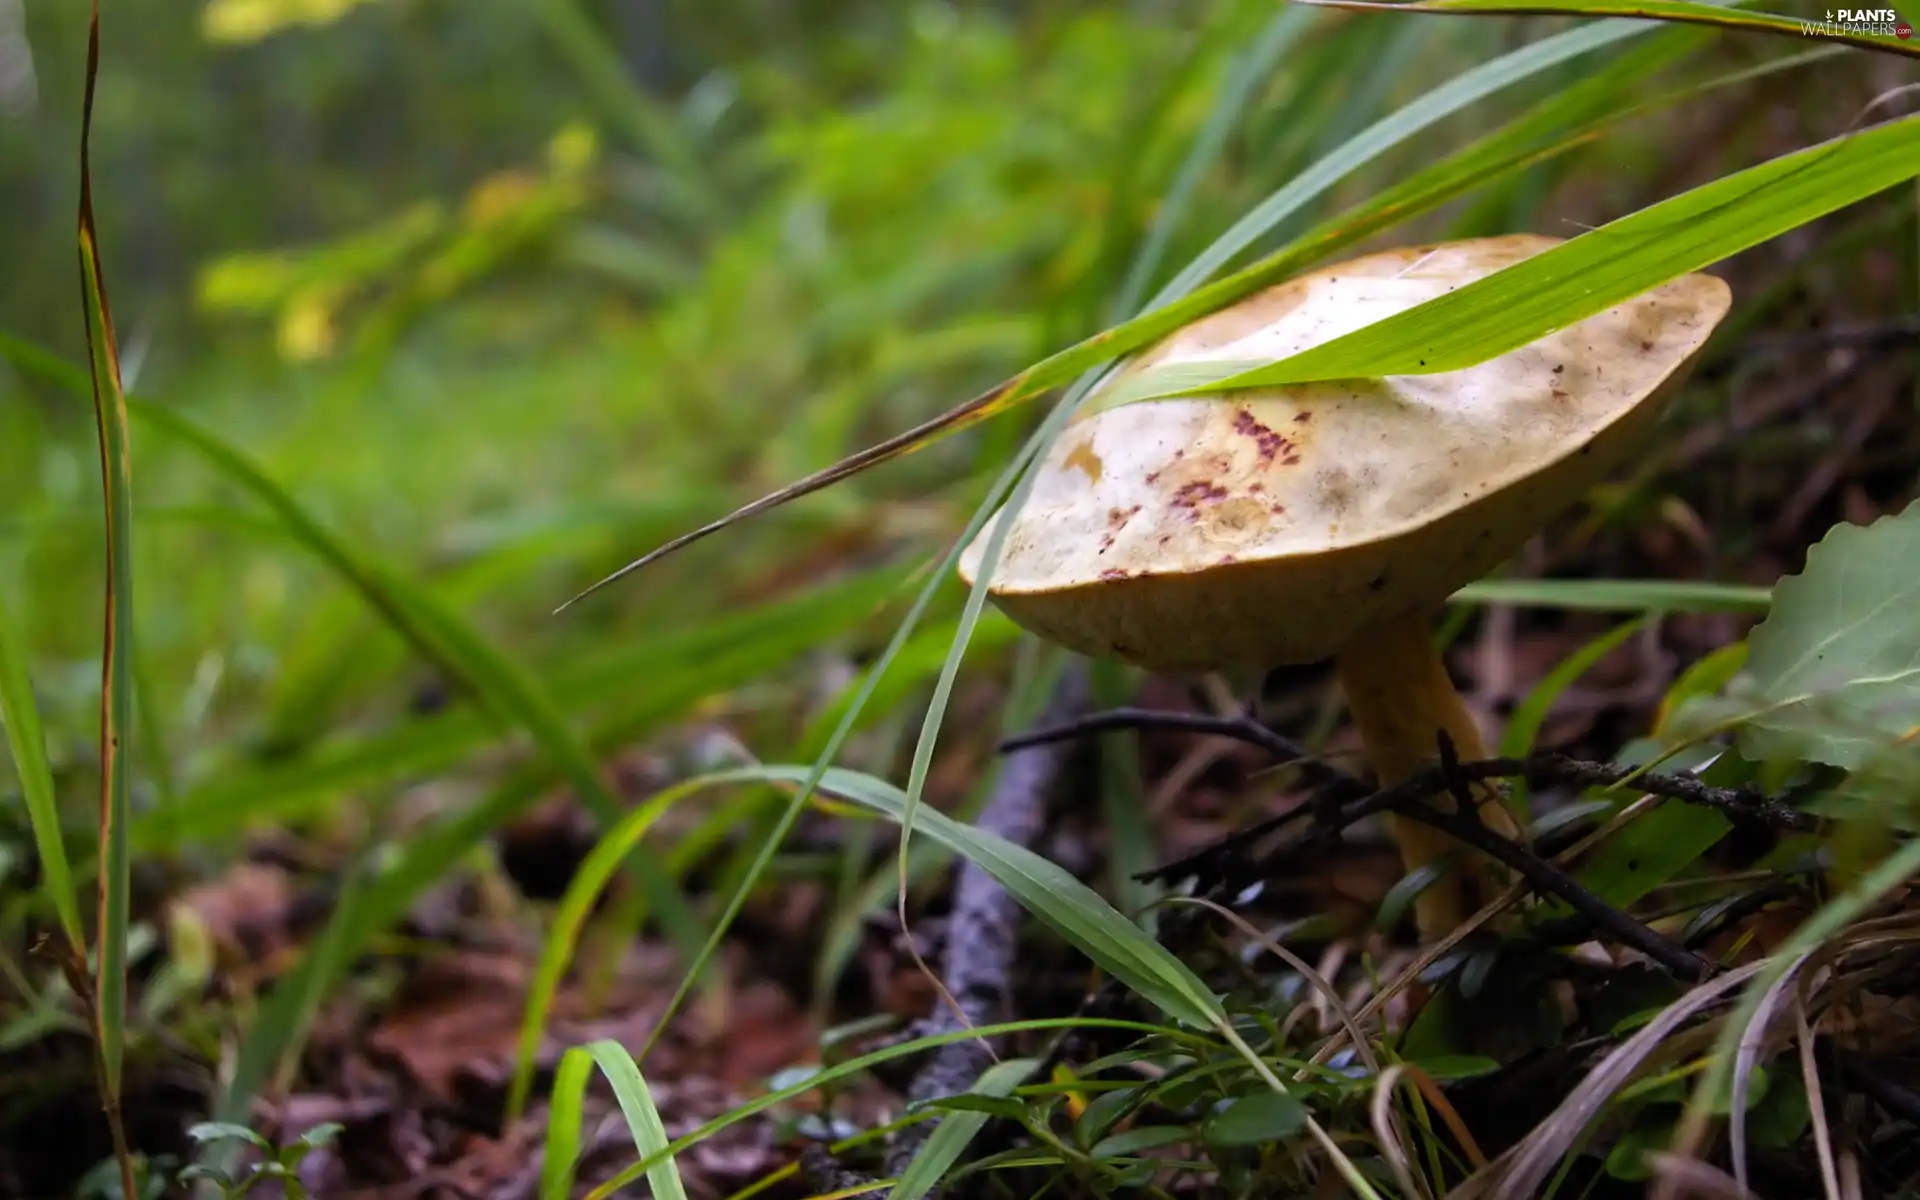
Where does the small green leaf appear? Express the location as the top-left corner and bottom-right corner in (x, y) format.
(1204, 1092), (1310, 1147)
(1407, 1055), (1501, 1081)
(1747, 1071), (1811, 1148)
(186, 1122), (270, 1150)
(296, 1121), (343, 1150)
(1076, 1085), (1146, 1146)
(914, 1093), (1031, 1122)
(1090, 1126), (1195, 1158)
(1375, 862), (1448, 933)
(1604, 1121), (1663, 1180)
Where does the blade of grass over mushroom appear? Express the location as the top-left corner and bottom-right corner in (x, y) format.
(585, 1019), (1196, 1200)
(1453, 578), (1774, 612)
(1108, 114), (1920, 399)
(557, 13), (1699, 607)
(76, 2), (133, 1119)
(1296, 0), (1920, 58)
(0, 589), (84, 955)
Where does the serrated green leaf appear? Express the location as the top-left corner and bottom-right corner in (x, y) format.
(1740, 503), (1920, 771)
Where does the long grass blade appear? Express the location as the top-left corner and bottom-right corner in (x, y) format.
(507, 777), (715, 1122)
(1112, 113), (1920, 398)
(0, 590), (85, 956)
(74, 8), (137, 1196)
(585, 1041), (690, 1200)
(1299, 0), (1919, 58)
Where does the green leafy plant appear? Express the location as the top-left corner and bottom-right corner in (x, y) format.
(176, 1120), (343, 1199)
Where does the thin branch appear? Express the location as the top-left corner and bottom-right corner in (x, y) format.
(1003, 706), (1806, 981)
(1012, 709), (1808, 892)
(1385, 786), (1712, 981)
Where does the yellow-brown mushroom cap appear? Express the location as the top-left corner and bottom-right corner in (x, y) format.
(956, 235), (1732, 676)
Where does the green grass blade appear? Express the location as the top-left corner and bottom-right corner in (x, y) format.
(888, 1057), (1041, 1200)
(776, 765), (1224, 1029)
(583, 1041), (689, 1200)
(0, 589), (84, 954)
(1115, 113), (1920, 397)
(506, 776), (718, 1123)
(539, 1048), (595, 1200)
(1453, 577), (1773, 612)
(75, 1), (133, 1111)
(1305, 0), (1919, 58)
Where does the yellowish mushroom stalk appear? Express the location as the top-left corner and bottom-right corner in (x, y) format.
(956, 235), (1732, 942)
(1334, 612), (1522, 934)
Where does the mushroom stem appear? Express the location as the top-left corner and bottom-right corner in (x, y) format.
(1334, 613), (1522, 939)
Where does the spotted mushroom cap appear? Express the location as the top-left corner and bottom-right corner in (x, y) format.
(957, 235), (1731, 675)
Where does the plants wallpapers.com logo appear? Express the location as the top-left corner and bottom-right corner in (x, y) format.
(1803, 7), (1914, 36)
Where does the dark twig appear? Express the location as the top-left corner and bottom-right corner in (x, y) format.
(884, 665), (1092, 1179)
(1002, 706), (1810, 981)
(1827, 1047), (1920, 1128)
(1383, 791), (1712, 981)
(999, 706), (1345, 787)
(1013, 709), (1808, 893)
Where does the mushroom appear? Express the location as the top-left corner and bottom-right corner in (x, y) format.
(957, 235), (1731, 938)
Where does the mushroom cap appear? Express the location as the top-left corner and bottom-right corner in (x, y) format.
(956, 235), (1731, 676)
